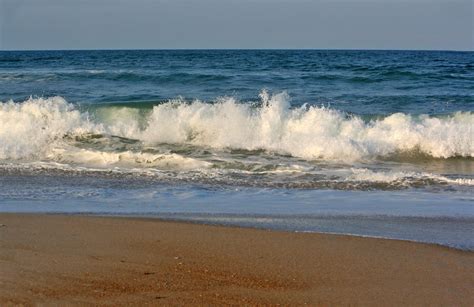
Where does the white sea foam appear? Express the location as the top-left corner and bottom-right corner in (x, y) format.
(0, 93), (472, 166)
(348, 168), (474, 186)
(48, 147), (211, 170)
(139, 91), (473, 160)
(0, 97), (100, 160)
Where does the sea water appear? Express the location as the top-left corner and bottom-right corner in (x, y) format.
(0, 50), (472, 249)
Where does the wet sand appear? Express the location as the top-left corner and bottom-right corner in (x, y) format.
(1, 213), (473, 306)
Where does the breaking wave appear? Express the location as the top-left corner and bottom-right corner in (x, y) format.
(1, 92), (472, 163)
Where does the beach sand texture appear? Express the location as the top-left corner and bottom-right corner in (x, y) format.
(1, 214), (473, 306)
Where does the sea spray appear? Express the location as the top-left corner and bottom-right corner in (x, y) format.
(0, 97), (99, 160)
(1, 93), (473, 164)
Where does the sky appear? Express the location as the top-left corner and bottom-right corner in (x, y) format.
(0, 0), (472, 51)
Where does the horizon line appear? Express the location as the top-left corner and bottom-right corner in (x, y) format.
(1, 47), (473, 53)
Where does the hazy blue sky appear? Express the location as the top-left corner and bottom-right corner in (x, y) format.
(1, 0), (472, 51)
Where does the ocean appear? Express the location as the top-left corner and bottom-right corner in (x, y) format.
(0, 50), (473, 249)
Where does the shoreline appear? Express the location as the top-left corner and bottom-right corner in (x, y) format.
(1, 213), (473, 305)
(85, 213), (474, 252)
(4, 210), (472, 251)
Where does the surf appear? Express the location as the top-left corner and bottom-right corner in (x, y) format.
(1, 92), (472, 163)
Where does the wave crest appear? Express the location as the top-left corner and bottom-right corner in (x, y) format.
(138, 91), (472, 160)
(0, 97), (99, 160)
(0, 93), (473, 164)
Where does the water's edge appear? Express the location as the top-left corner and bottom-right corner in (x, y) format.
(2, 211), (472, 252)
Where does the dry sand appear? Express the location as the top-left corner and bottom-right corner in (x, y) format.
(1, 213), (473, 306)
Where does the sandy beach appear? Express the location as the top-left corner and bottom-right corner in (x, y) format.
(1, 213), (473, 306)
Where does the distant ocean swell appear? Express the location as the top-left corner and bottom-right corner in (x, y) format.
(2, 68), (472, 84)
(0, 71), (233, 83)
(0, 91), (474, 185)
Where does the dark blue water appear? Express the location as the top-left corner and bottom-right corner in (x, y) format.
(1, 50), (473, 249)
(1, 50), (473, 114)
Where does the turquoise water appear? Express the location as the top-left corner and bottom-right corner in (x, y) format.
(0, 50), (473, 249)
